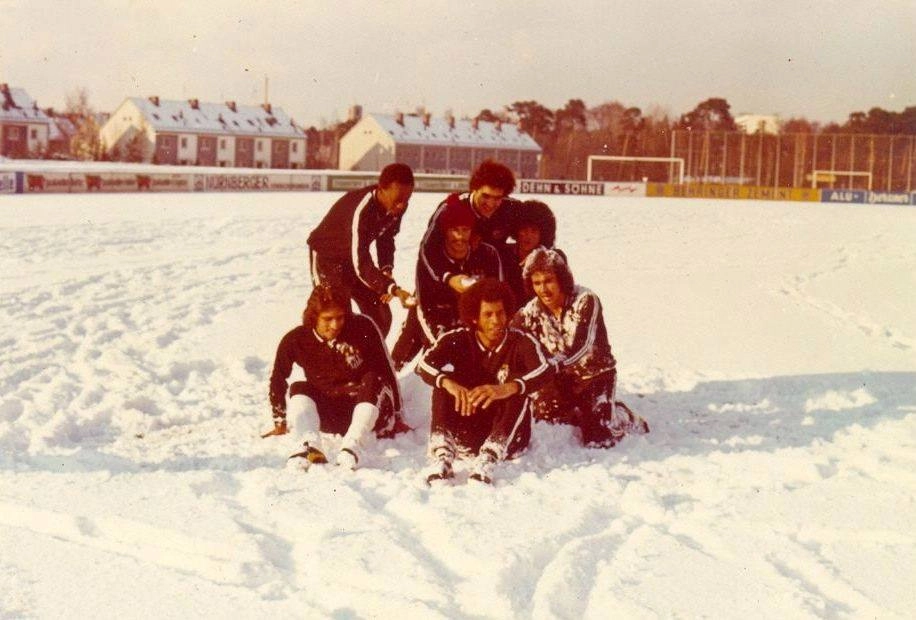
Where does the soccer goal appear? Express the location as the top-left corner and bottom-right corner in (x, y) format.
(586, 155), (685, 184)
(809, 170), (873, 190)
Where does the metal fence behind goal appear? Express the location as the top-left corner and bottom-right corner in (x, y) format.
(586, 130), (916, 192)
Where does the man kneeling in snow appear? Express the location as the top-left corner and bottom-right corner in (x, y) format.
(416, 278), (554, 484)
(510, 248), (649, 448)
(265, 285), (405, 470)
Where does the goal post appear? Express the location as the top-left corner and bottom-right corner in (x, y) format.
(809, 170), (873, 190)
(586, 155), (685, 184)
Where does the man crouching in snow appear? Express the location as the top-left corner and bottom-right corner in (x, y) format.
(510, 248), (649, 448)
(416, 278), (554, 484)
(264, 285), (405, 470)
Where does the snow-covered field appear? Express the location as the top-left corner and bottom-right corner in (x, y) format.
(1, 190), (914, 618)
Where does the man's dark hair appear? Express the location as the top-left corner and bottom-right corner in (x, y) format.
(458, 278), (516, 327)
(302, 285), (352, 328)
(522, 248), (575, 298)
(469, 159), (516, 195)
(512, 200), (557, 248)
(379, 163), (414, 188)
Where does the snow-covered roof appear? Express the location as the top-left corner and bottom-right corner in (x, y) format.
(48, 116), (78, 141)
(369, 112), (541, 151)
(127, 97), (305, 138)
(0, 85), (51, 124)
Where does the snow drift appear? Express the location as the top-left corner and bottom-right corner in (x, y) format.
(1, 191), (914, 618)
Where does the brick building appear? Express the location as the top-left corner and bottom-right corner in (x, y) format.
(0, 84), (51, 158)
(339, 110), (541, 178)
(101, 96), (307, 168)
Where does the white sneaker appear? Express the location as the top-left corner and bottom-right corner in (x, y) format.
(469, 449), (497, 484)
(336, 448), (358, 470)
(424, 451), (455, 484)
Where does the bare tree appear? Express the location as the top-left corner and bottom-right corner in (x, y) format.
(65, 87), (104, 160)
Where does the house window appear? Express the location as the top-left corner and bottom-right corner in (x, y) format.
(256, 141), (263, 152)
(180, 137), (188, 148)
(220, 139), (226, 149)
(30, 128), (38, 140)
(291, 142), (298, 153)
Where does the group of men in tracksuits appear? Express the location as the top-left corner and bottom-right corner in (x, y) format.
(264, 160), (648, 483)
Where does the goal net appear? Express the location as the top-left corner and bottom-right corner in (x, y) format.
(809, 170), (873, 190)
(586, 156), (685, 184)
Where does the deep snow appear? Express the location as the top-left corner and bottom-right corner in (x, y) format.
(1, 190), (914, 618)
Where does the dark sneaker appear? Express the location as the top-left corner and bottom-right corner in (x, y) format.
(615, 401), (649, 434)
(580, 416), (617, 448)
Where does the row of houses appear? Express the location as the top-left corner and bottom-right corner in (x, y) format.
(100, 96), (308, 168)
(341, 109), (541, 178)
(1, 83), (544, 177)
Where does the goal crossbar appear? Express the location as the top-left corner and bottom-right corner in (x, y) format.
(587, 156), (685, 184)
(810, 170), (873, 190)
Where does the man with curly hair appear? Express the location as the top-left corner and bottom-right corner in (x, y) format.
(416, 278), (554, 484)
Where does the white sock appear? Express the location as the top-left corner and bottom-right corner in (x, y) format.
(287, 394), (321, 450)
(340, 402), (379, 454)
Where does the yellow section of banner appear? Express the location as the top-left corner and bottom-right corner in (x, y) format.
(647, 183), (820, 202)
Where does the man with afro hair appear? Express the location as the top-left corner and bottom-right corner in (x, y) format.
(416, 278), (554, 484)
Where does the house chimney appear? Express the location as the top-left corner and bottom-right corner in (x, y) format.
(472, 117), (479, 131)
(148, 95), (160, 107)
(447, 113), (455, 130)
(226, 101), (237, 113)
(422, 112), (431, 128)
(262, 102), (273, 115)
(0, 84), (13, 111)
(395, 112), (404, 126)
(495, 119), (502, 132)
(348, 105), (363, 122)
(189, 98), (199, 110)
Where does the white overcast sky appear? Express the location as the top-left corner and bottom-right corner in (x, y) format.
(1, 0), (913, 127)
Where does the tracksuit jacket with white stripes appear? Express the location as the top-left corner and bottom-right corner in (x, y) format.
(510, 285), (616, 383)
(415, 243), (503, 343)
(416, 325), (555, 459)
(307, 185), (402, 296)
